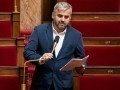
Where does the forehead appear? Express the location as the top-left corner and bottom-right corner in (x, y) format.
(54, 8), (72, 15)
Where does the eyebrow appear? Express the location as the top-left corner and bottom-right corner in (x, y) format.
(57, 14), (70, 18)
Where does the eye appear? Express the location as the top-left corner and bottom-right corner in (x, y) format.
(64, 16), (69, 19)
(57, 14), (63, 18)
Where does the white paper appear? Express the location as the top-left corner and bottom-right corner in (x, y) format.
(60, 55), (89, 71)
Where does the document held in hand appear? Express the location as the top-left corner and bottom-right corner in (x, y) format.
(60, 55), (89, 71)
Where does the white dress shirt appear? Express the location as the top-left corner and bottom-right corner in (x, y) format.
(52, 23), (66, 57)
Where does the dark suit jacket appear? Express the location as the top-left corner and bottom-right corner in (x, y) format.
(24, 22), (86, 90)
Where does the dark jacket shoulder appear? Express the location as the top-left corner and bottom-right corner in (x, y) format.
(67, 25), (82, 36)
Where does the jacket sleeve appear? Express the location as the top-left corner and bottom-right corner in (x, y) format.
(74, 33), (87, 66)
(23, 27), (41, 65)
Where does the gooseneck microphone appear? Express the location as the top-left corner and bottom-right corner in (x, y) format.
(51, 36), (60, 54)
(21, 36), (60, 90)
(54, 35), (60, 43)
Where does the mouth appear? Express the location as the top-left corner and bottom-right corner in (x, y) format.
(59, 23), (66, 27)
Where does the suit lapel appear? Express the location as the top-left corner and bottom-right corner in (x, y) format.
(46, 23), (54, 51)
(57, 26), (72, 59)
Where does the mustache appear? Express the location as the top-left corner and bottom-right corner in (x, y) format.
(59, 22), (66, 25)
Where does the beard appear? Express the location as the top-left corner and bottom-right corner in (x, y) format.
(58, 22), (67, 30)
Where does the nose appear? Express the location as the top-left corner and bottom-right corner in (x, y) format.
(61, 16), (65, 21)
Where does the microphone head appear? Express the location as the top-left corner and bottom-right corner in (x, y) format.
(54, 36), (60, 43)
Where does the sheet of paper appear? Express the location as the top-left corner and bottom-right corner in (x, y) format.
(60, 55), (89, 71)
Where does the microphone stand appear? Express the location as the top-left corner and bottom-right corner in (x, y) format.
(21, 59), (39, 90)
(51, 36), (59, 54)
(21, 50), (56, 90)
(51, 42), (57, 54)
(21, 36), (59, 90)
(21, 47), (55, 90)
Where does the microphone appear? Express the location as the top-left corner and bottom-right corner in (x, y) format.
(21, 36), (60, 90)
(51, 36), (60, 54)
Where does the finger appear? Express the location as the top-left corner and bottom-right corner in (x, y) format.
(39, 59), (46, 64)
(45, 54), (53, 59)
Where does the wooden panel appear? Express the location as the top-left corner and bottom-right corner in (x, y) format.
(13, 21), (20, 37)
(16, 0), (20, 12)
(0, 66), (19, 75)
(72, 12), (120, 21)
(0, 38), (16, 46)
(74, 66), (120, 76)
(83, 37), (120, 45)
(0, 12), (20, 38)
(41, 0), (56, 23)
(17, 38), (25, 66)
(17, 37), (25, 46)
(0, 13), (12, 21)
(73, 76), (79, 90)
(84, 66), (120, 75)
(12, 12), (20, 37)
(12, 12), (20, 21)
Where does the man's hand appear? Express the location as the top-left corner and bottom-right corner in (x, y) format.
(39, 53), (53, 64)
(75, 65), (86, 74)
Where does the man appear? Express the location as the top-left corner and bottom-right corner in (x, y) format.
(24, 2), (86, 90)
